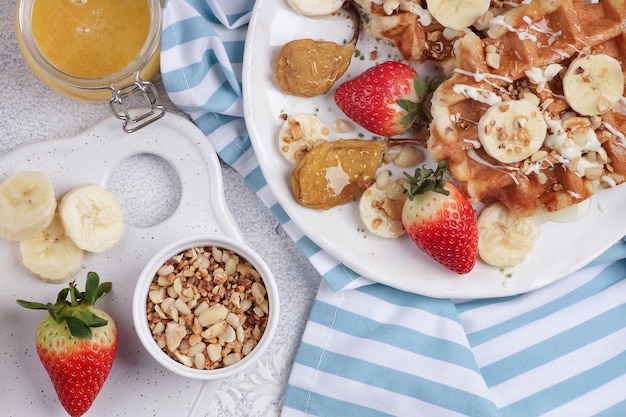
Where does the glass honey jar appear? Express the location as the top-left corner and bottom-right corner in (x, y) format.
(15, 0), (164, 132)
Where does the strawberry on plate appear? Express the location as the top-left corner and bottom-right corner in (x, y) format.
(334, 61), (428, 136)
(17, 272), (117, 417)
(402, 161), (478, 274)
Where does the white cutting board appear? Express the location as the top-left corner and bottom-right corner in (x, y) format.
(0, 112), (242, 416)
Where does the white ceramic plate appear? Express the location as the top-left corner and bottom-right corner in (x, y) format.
(0, 113), (241, 416)
(242, 0), (626, 298)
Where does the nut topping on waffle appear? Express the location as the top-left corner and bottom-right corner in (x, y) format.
(428, 0), (626, 216)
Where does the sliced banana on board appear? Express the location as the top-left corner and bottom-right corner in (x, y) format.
(59, 184), (124, 253)
(478, 99), (547, 164)
(477, 202), (540, 268)
(20, 213), (84, 283)
(562, 54), (624, 116)
(426, 0), (490, 31)
(279, 114), (329, 164)
(359, 172), (407, 238)
(0, 170), (57, 241)
(286, 0), (344, 16)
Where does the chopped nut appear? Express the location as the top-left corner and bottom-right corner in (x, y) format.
(219, 325), (237, 343)
(222, 353), (242, 367)
(198, 304), (229, 327)
(393, 145), (424, 168)
(486, 51), (501, 69)
(145, 245), (270, 370)
(251, 282), (267, 304)
(194, 352), (206, 369)
(207, 343), (222, 362)
(531, 150), (548, 162)
(242, 339), (257, 356)
(149, 288), (166, 304)
(585, 166), (604, 180)
(157, 264), (175, 276)
(165, 322), (186, 352)
(202, 321), (228, 340)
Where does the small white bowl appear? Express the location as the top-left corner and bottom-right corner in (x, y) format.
(132, 234), (279, 380)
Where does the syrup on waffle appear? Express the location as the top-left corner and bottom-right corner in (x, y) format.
(352, 0), (532, 73)
(427, 0), (626, 216)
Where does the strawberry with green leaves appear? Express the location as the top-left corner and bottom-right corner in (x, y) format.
(334, 61), (434, 136)
(402, 161), (478, 274)
(17, 272), (117, 417)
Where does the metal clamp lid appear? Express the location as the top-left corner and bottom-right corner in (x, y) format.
(109, 75), (165, 133)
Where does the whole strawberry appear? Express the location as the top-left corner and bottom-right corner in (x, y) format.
(17, 272), (117, 417)
(402, 161), (478, 274)
(334, 61), (426, 136)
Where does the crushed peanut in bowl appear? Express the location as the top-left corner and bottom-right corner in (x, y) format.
(132, 235), (279, 380)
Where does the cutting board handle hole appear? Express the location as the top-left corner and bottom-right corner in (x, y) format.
(106, 153), (181, 228)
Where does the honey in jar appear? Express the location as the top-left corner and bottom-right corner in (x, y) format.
(15, 0), (162, 102)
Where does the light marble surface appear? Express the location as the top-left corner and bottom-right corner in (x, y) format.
(0, 5), (321, 416)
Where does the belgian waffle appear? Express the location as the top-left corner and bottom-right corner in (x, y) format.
(352, 0), (533, 73)
(353, 0), (456, 70)
(427, 0), (626, 216)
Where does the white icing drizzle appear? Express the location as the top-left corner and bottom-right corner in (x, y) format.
(551, 48), (571, 60)
(463, 139), (482, 149)
(602, 175), (617, 187)
(454, 68), (513, 84)
(525, 63), (563, 93)
(501, 0), (531, 6)
(450, 112), (461, 123)
(452, 84), (502, 105)
(325, 158), (350, 196)
(524, 156), (554, 176)
(467, 149), (521, 184)
(370, 0), (432, 26)
(602, 122), (626, 147)
(490, 15), (537, 42)
(544, 115), (606, 177)
(522, 16), (562, 45)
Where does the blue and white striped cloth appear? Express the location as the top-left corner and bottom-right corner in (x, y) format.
(160, 1), (626, 415)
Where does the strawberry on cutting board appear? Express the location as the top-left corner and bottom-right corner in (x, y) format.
(334, 61), (426, 136)
(17, 272), (117, 417)
(402, 161), (478, 274)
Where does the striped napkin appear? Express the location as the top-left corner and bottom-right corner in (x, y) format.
(160, 1), (626, 415)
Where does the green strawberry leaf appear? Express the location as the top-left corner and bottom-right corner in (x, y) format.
(75, 309), (108, 328)
(69, 285), (82, 305)
(396, 99), (416, 112)
(397, 99), (420, 127)
(414, 76), (429, 98)
(49, 301), (69, 323)
(85, 271), (100, 305)
(65, 315), (93, 339)
(95, 281), (113, 305)
(16, 300), (48, 310)
(420, 104), (433, 122)
(428, 74), (447, 92)
(403, 160), (451, 200)
(17, 271), (113, 338)
(56, 287), (69, 304)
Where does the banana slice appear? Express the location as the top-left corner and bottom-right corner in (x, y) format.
(20, 213), (84, 283)
(562, 54), (624, 116)
(0, 171), (57, 241)
(426, 0), (490, 31)
(477, 202), (540, 268)
(477, 99), (547, 164)
(58, 184), (124, 253)
(279, 114), (329, 164)
(286, 0), (344, 16)
(359, 172), (407, 238)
